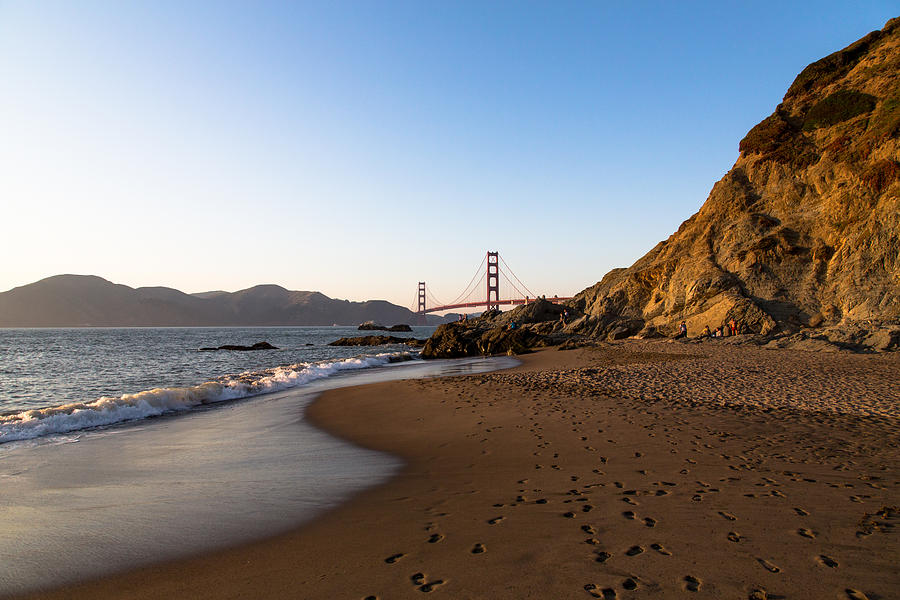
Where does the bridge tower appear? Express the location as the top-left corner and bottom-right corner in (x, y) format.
(486, 251), (499, 311)
(417, 281), (427, 325)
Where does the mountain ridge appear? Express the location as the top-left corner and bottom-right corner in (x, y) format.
(0, 274), (450, 327)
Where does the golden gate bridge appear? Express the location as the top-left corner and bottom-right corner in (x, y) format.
(412, 251), (571, 321)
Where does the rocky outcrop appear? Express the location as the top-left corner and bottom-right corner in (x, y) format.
(328, 336), (425, 347)
(568, 18), (900, 350)
(199, 341), (278, 351)
(419, 324), (480, 358)
(420, 318), (556, 359)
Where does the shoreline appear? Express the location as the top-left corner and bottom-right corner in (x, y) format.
(15, 342), (900, 600)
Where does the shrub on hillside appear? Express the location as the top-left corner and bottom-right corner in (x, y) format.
(802, 90), (877, 130)
(739, 113), (818, 166)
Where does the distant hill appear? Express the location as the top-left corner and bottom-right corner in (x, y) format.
(0, 275), (452, 327)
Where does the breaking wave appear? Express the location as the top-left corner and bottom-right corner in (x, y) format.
(0, 352), (413, 445)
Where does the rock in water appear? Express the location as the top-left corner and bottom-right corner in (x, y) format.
(199, 341), (278, 351)
(569, 18), (900, 349)
(329, 336), (424, 347)
(358, 322), (413, 332)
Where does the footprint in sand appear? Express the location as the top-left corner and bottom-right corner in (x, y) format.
(584, 585), (617, 599)
(719, 511), (737, 521)
(411, 573), (426, 585)
(623, 511), (636, 520)
(818, 555), (838, 568)
(625, 545), (644, 556)
(748, 587), (768, 599)
(622, 497), (638, 506)
(793, 507), (809, 516)
(683, 575), (701, 592)
(385, 553), (405, 564)
(643, 517), (657, 528)
(623, 578), (638, 590)
(757, 558), (780, 573)
(364, 596), (378, 600)
(488, 516), (505, 525)
(650, 543), (672, 556)
(797, 528), (816, 539)
(419, 580), (445, 593)
(427, 534), (444, 544)
(727, 531), (743, 543)
(471, 543), (486, 554)
(582, 524), (597, 534)
(594, 551), (612, 563)
(845, 590), (869, 600)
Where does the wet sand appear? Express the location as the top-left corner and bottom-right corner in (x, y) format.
(16, 341), (900, 600)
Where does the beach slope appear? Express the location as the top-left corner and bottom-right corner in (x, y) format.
(17, 342), (900, 600)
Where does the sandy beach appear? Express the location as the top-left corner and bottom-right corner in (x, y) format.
(16, 341), (900, 600)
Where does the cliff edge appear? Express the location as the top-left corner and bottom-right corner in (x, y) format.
(569, 18), (900, 350)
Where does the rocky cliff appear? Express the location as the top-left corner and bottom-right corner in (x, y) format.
(569, 18), (900, 349)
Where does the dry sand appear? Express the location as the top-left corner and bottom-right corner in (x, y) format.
(17, 341), (900, 600)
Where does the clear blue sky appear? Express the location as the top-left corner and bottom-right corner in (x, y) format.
(1, 1), (896, 310)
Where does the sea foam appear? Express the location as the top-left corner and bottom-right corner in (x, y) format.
(0, 352), (411, 445)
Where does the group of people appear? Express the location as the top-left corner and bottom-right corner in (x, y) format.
(677, 318), (741, 339)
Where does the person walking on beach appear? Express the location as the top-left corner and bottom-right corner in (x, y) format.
(729, 318), (737, 336)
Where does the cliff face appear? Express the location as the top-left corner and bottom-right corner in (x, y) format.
(571, 18), (900, 344)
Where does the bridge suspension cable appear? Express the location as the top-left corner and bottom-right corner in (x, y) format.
(425, 289), (447, 308)
(499, 270), (528, 301)
(445, 253), (487, 306)
(499, 255), (537, 300)
(415, 250), (571, 314)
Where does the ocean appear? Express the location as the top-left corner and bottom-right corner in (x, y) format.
(0, 326), (516, 594)
(0, 326), (439, 444)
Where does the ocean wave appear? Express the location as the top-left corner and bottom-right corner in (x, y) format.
(0, 352), (413, 445)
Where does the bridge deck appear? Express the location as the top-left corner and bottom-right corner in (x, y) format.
(425, 297), (571, 313)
